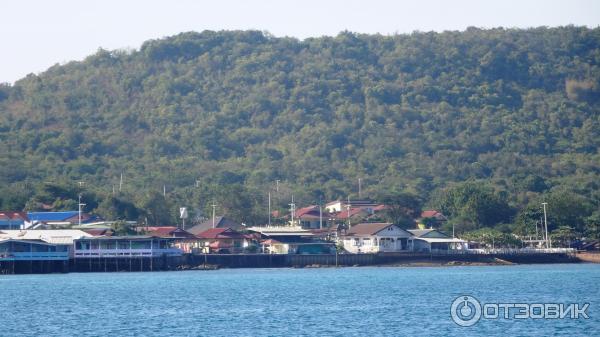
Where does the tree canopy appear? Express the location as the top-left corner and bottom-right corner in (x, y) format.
(0, 27), (598, 233)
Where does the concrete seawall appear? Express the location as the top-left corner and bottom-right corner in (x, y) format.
(0, 252), (580, 274)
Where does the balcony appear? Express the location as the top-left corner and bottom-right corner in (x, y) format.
(73, 248), (182, 258)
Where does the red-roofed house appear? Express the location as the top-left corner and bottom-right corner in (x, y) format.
(418, 210), (448, 228)
(137, 227), (197, 253)
(293, 205), (332, 229)
(194, 228), (256, 254)
(140, 226), (196, 238)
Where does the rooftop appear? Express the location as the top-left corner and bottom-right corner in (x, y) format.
(0, 229), (93, 244)
(346, 223), (401, 236)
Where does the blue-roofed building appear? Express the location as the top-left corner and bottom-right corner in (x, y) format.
(27, 211), (101, 227)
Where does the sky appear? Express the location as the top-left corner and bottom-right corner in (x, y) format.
(1, 0), (599, 84)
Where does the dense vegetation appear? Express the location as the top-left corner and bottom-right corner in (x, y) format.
(0, 27), (598, 241)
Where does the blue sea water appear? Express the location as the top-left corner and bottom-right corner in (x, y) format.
(1, 264), (599, 336)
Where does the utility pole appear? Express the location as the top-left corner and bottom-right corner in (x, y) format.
(119, 172), (123, 192)
(319, 196), (323, 230)
(163, 185), (166, 197)
(542, 202), (549, 249)
(78, 194), (86, 226)
(535, 217), (544, 240)
(212, 203), (217, 229)
(289, 195), (296, 227)
(268, 191), (271, 227)
(346, 195), (351, 228)
(276, 180), (280, 193)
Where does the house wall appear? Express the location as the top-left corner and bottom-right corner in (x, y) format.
(413, 239), (431, 252)
(342, 235), (410, 253)
(325, 202), (343, 213)
(0, 220), (25, 230)
(300, 219), (322, 229)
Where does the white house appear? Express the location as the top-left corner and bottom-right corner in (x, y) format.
(325, 199), (380, 213)
(340, 223), (414, 253)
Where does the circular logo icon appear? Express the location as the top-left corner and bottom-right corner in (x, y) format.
(451, 295), (482, 327)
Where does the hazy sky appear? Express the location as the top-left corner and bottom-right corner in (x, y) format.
(1, 0), (599, 83)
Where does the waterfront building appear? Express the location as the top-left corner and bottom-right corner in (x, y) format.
(73, 236), (183, 258)
(291, 205), (333, 229)
(340, 223), (414, 253)
(0, 212), (29, 230)
(248, 226), (335, 254)
(0, 239), (69, 261)
(0, 229), (92, 254)
(193, 228), (255, 254)
(408, 229), (467, 252)
(27, 211), (102, 228)
(187, 216), (243, 236)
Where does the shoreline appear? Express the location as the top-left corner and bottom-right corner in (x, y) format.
(2, 251), (591, 274)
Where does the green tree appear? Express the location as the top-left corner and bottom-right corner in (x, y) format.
(550, 226), (577, 247)
(96, 196), (140, 221)
(432, 182), (513, 228)
(378, 192), (422, 228)
(138, 191), (173, 226)
(111, 220), (138, 236)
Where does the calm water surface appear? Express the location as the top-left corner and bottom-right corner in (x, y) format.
(1, 264), (599, 336)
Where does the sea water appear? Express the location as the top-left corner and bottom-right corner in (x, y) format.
(1, 264), (599, 336)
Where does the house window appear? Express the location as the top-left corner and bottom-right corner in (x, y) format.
(354, 238), (360, 246)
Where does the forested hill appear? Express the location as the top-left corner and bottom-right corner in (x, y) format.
(0, 27), (599, 229)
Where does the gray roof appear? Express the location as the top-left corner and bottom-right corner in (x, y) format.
(346, 223), (411, 236)
(186, 216), (242, 235)
(407, 229), (450, 238)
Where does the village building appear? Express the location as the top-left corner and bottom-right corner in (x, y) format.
(139, 226), (196, 238)
(73, 236), (183, 258)
(248, 226), (335, 254)
(0, 239), (70, 262)
(340, 223), (414, 253)
(27, 211), (102, 228)
(193, 228), (255, 254)
(292, 205), (331, 229)
(325, 199), (381, 213)
(417, 210), (448, 228)
(0, 229), (93, 258)
(0, 212), (29, 230)
(408, 229), (467, 252)
(186, 216), (243, 236)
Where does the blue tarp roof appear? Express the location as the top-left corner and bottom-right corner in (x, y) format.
(27, 211), (79, 221)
